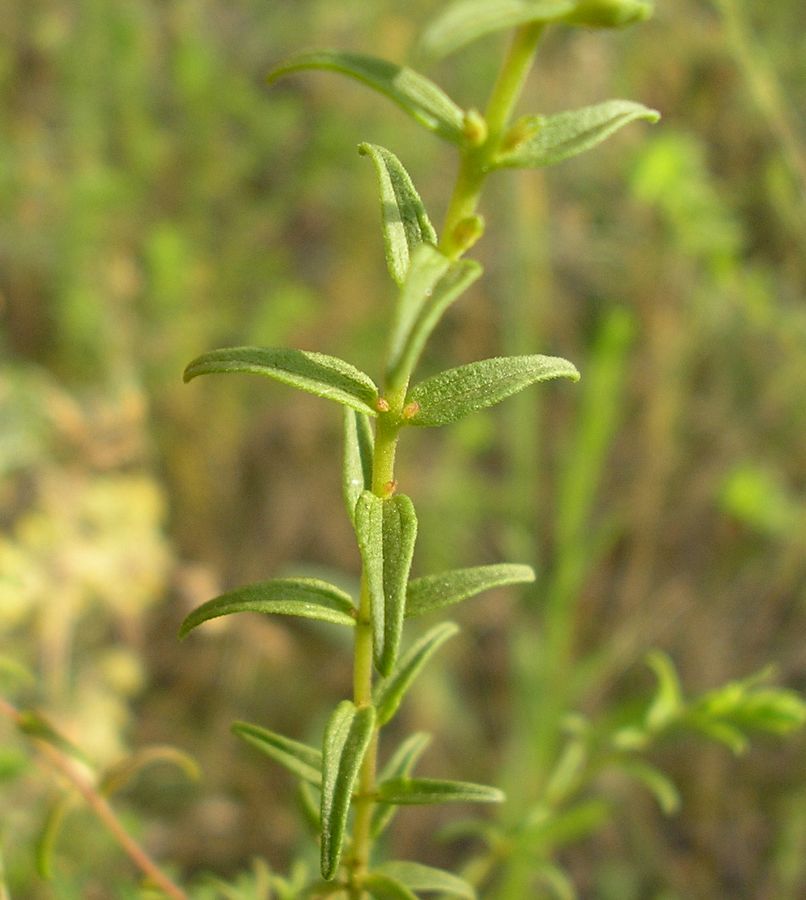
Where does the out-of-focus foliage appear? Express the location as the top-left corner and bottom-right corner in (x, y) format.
(1, 0), (804, 897)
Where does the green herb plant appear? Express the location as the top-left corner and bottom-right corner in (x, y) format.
(177, 2), (804, 898)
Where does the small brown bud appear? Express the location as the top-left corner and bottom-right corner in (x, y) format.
(382, 479), (397, 497)
(402, 401), (421, 420)
(376, 397), (391, 412)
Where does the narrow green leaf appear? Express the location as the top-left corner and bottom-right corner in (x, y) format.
(372, 733), (432, 838)
(36, 795), (75, 879)
(378, 494), (418, 676)
(357, 491), (418, 676)
(563, 0), (653, 28)
(386, 245), (482, 390)
(374, 623), (459, 725)
(495, 101), (660, 169)
(358, 144), (437, 285)
(406, 355), (579, 428)
(645, 651), (684, 731)
(179, 577), (357, 637)
(375, 861), (476, 898)
(233, 722), (323, 786)
(377, 777), (504, 805)
(343, 409), (374, 523)
(183, 347), (379, 416)
(321, 702), (376, 880)
(98, 746), (200, 797)
(406, 563), (535, 618)
(419, 0), (575, 60)
(365, 873), (418, 900)
(619, 759), (681, 814)
(267, 51), (466, 144)
(17, 711), (91, 766)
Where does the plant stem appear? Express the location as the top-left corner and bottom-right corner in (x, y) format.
(346, 24), (546, 894)
(0, 698), (187, 900)
(439, 23), (545, 259)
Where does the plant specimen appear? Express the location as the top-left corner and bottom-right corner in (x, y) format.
(178, 4), (664, 896)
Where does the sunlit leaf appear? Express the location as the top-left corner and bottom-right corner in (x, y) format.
(179, 577), (356, 637)
(372, 733), (432, 838)
(268, 51), (466, 144)
(419, 0), (574, 60)
(406, 563), (535, 617)
(495, 101), (659, 169)
(365, 872), (418, 900)
(233, 722), (322, 786)
(183, 346), (379, 416)
(359, 143), (437, 285)
(406, 355), (579, 427)
(343, 409), (374, 523)
(374, 861), (476, 898)
(377, 777), (504, 805)
(374, 623), (459, 725)
(386, 246), (482, 390)
(320, 702), (376, 879)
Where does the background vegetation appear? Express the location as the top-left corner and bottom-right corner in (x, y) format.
(1, 1), (804, 896)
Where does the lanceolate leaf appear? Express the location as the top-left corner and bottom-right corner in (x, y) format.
(386, 245), (482, 390)
(495, 101), (660, 169)
(406, 563), (535, 618)
(406, 355), (580, 427)
(377, 777), (504, 805)
(419, 0), (575, 60)
(564, 0), (653, 28)
(359, 143), (437, 285)
(183, 347), (379, 416)
(267, 51), (466, 144)
(372, 733), (432, 838)
(374, 861), (476, 899)
(320, 702), (376, 880)
(232, 722), (323, 786)
(379, 495), (418, 676)
(343, 409), (374, 523)
(619, 759), (681, 815)
(179, 578), (357, 637)
(374, 623), (460, 725)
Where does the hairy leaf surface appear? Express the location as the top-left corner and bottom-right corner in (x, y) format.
(232, 722), (323, 786)
(496, 100), (659, 169)
(179, 578), (356, 637)
(268, 51), (466, 143)
(406, 355), (579, 427)
(419, 0), (574, 60)
(359, 143), (437, 285)
(379, 495), (418, 675)
(184, 347), (379, 415)
(406, 563), (535, 617)
(321, 702), (376, 879)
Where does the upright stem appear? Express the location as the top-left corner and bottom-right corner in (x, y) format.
(346, 24), (546, 896)
(440, 23), (545, 259)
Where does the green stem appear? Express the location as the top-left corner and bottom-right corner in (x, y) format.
(439, 23), (545, 259)
(345, 23), (546, 896)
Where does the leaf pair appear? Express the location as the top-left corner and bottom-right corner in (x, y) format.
(355, 492), (418, 676)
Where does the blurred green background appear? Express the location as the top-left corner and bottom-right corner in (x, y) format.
(1, 1), (804, 897)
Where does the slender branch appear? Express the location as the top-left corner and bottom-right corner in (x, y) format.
(0, 698), (187, 900)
